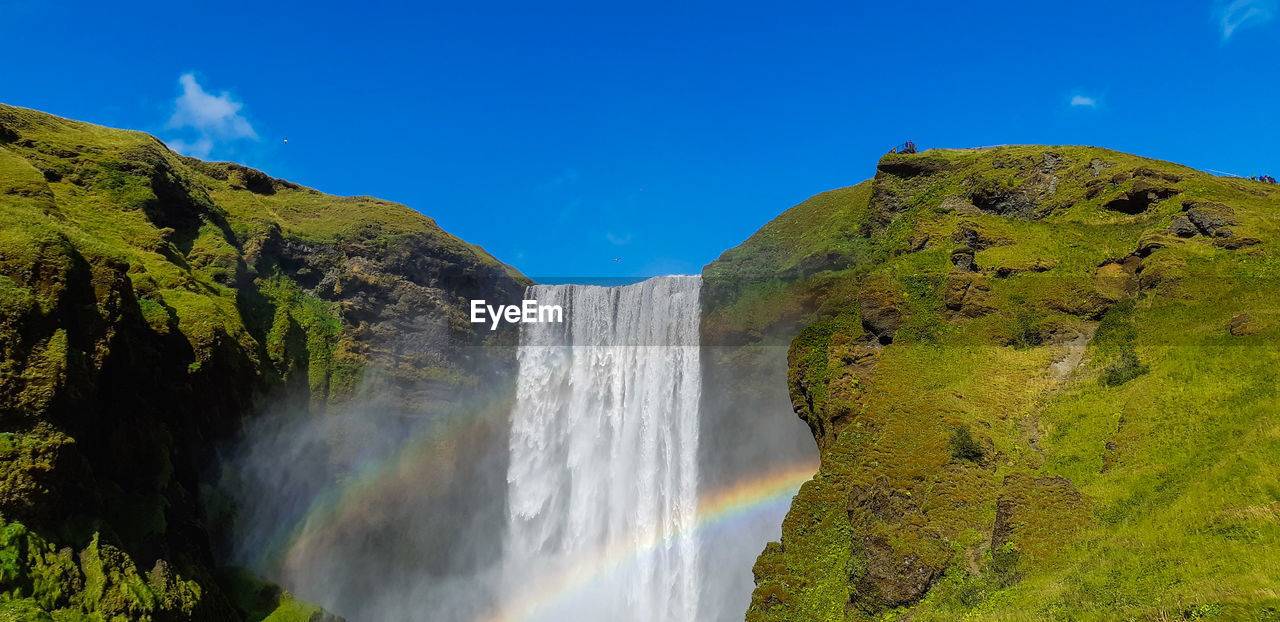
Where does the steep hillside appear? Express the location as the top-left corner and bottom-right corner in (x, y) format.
(730, 146), (1280, 620)
(698, 182), (876, 542)
(0, 104), (528, 621)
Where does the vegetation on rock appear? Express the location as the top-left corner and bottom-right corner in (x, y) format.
(0, 104), (528, 620)
(718, 145), (1280, 620)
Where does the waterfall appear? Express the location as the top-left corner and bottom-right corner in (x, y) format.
(502, 276), (702, 622)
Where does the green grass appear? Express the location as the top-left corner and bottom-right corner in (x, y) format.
(737, 145), (1280, 621)
(0, 103), (532, 621)
(0, 515), (213, 621)
(219, 566), (329, 622)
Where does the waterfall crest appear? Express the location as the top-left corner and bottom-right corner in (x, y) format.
(502, 276), (702, 621)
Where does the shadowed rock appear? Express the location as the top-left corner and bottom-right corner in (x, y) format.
(1104, 179), (1179, 214)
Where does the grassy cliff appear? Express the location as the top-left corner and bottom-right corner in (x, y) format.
(720, 146), (1280, 620)
(0, 104), (528, 621)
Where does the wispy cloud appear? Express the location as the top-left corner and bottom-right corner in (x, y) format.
(605, 232), (632, 246)
(1070, 95), (1098, 109)
(1217, 0), (1277, 40)
(164, 73), (257, 158)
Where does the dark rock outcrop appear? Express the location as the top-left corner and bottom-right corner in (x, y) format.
(1103, 179), (1179, 214)
(853, 535), (944, 607)
(875, 154), (953, 178)
(1169, 215), (1198, 237)
(950, 247), (977, 271)
(858, 284), (905, 344)
(1183, 200), (1237, 235)
(971, 186), (1040, 218)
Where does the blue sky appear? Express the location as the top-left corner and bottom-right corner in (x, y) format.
(2, 0), (1277, 278)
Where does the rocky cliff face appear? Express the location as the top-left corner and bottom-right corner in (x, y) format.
(0, 104), (528, 621)
(735, 146), (1279, 620)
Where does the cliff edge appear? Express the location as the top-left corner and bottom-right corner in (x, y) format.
(726, 146), (1279, 620)
(0, 104), (528, 621)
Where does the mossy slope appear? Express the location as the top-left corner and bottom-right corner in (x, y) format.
(723, 146), (1280, 621)
(0, 104), (528, 620)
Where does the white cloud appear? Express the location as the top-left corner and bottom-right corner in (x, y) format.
(605, 232), (632, 246)
(164, 73), (257, 158)
(1070, 95), (1098, 108)
(164, 137), (214, 158)
(1218, 0), (1277, 40)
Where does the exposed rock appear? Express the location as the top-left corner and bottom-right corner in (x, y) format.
(847, 477), (906, 524)
(867, 184), (911, 226)
(787, 325), (879, 451)
(845, 477), (949, 609)
(1183, 201), (1237, 235)
(950, 247), (977, 272)
(876, 154), (953, 178)
(953, 224), (1009, 250)
(853, 535), (944, 607)
(940, 195), (981, 214)
(859, 284), (905, 344)
(1169, 215), (1198, 238)
(1040, 152), (1066, 173)
(971, 186), (1040, 218)
(825, 339), (878, 438)
(228, 164), (278, 195)
(944, 273), (995, 318)
(1103, 179), (1179, 214)
(1214, 235), (1261, 250)
(1047, 284), (1114, 319)
(955, 226), (979, 247)
(1088, 158), (1114, 176)
(1229, 313), (1261, 336)
(1049, 328), (1094, 381)
(1133, 167), (1183, 183)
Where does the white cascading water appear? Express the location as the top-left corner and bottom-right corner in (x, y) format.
(502, 276), (702, 622)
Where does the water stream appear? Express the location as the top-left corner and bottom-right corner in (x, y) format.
(502, 276), (702, 621)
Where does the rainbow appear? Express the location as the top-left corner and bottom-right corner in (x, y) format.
(242, 395), (818, 622)
(478, 461), (818, 622)
(244, 391), (515, 572)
